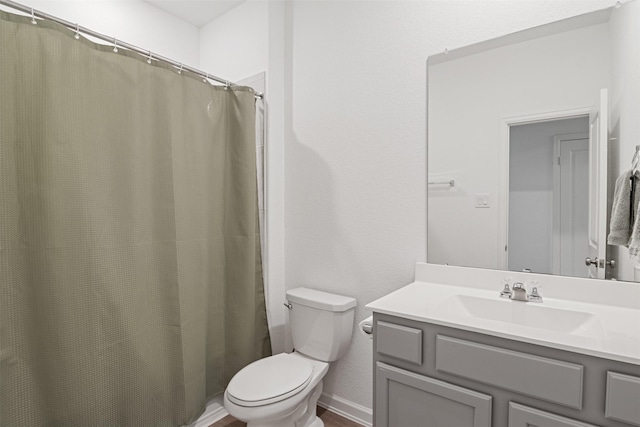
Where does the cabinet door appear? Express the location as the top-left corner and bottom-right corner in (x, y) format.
(606, 372), (640, 426)
(376, 362), (491, 427)
(509, 402), (597, 427)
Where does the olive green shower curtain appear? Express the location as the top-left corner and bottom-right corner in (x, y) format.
(0, 10), (270, 427)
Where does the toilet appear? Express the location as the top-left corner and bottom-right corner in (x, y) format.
(223, 287), (356, 427)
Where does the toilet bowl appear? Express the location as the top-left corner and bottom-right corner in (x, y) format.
(223, 287), (356, 427)
(223, 352), (328, 427)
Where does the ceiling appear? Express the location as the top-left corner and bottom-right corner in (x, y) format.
(144, 0), (247, 27)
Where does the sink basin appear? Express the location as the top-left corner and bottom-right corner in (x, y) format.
(434, 295), (605, 338)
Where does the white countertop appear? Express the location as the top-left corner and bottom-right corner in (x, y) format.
(366, 264), (640, 365)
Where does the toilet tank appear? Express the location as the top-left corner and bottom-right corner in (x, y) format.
(286, 288), (357, 362)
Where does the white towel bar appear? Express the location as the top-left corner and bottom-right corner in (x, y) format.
(428, 179), (455, 187)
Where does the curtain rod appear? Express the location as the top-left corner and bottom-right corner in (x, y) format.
(0, 0), (263, 99)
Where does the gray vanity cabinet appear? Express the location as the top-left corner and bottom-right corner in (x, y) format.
(372, 313), (640, 427)
(376, 362), (492, 427)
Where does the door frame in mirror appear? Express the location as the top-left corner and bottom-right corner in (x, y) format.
(497, 106), (592, 270)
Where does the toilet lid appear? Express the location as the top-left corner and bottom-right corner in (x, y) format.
(226, 353), (314, 407)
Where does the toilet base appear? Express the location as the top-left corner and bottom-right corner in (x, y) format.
(245, 416), (323, 427)
(305, 417), (324, 427)
(244, 381), (324, 427)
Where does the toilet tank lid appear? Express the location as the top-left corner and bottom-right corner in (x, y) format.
(287, 287), (356, 312)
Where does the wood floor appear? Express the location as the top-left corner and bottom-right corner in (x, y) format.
(210, 406), (364, 427)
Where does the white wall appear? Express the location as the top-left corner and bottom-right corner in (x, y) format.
(283, 0), (612, 417)
(199, 0), (268, 82)
(428, 22), (610, 271)
(508, 117), (589, 275)
(609, 0), (640, 281)
(4, 0), (200, 67)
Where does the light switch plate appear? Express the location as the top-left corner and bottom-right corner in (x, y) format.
(475, 194), (490, 208)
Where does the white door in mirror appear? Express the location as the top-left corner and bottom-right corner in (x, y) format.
(587, 88), (609, 279)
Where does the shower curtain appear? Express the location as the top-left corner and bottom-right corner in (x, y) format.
(0, 10), (271, 427)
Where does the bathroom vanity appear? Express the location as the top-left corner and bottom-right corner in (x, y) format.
(366, 263), (640, 427)
(382, 2), (640, 425)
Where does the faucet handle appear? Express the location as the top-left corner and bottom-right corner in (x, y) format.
(529, 282), (543, 303)
(499, 278), (512, 298)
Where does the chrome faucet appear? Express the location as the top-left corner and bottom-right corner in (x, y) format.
(511, 282), (529, 301)
(499, 281), (543, 303)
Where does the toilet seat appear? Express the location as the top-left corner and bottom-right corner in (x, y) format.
(226, 353), (314, 407)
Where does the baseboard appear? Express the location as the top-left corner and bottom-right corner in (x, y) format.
(317, 392), (372, 427)
(189, 395), (228, 427)
(192, 408), (227, 427)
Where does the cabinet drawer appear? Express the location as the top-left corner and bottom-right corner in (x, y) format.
(436, 335), (583, 409)
(509, 402), (597, 427)
(606, 372), (640, 426)
(376, 321), (422, 365)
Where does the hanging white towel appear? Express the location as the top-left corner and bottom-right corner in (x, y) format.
(629, 187), (640, 257)
(607, 170), (635, 247)
(608, 170), (640, 258)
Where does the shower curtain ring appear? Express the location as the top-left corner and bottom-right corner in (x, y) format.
(30, 8), (37, 24)
(147, 51), (153, 64)
(203, 73), (209, 83)
(224, 80), (230, 90)
(113, 38), (118, 53)
(74, 23), (80, 39)
(178, 63), (183, 74)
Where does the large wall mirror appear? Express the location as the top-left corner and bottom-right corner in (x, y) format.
(427, 1), (640, 281)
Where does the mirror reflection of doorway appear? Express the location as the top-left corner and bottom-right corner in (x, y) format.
(508, 117), (589, 277)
